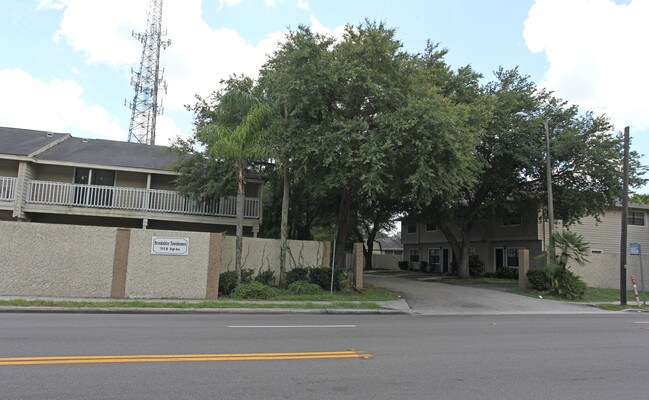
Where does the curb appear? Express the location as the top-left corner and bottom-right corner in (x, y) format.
(0, 306), (412, 315)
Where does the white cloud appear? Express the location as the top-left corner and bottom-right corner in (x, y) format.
(309, 15), (347, 42)
(51, 0), (146, 67)
(297, 0), (309, 10)
(48, 0), (287, 114)
(524, 0), (649, 131)
(265, 0), (284, 7)
(30, 0), (349, 144)
(0, 68), (125, 140)
(36, 0), (64, 10)
(218, 0), (244, 10)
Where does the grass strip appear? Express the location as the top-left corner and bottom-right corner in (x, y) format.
(0, 299), (382, 310)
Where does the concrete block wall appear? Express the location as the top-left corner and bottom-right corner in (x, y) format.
(0, 221), (115, 297)
(0, 221), (330, 299)
(570, 253), (645, 290)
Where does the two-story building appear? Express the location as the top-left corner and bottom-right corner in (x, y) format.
(0, 126), (266, 235)
(401, 203), (649, 275)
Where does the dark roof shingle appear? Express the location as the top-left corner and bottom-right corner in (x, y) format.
(0, 126), (68, 156)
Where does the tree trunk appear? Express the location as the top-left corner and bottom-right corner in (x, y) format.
(438, 223), (471, 279)
(279, 157), (290, 286)
(335, 190), (352, 270)
(364, 225), (380, 270)
(235, 168), (245, 284)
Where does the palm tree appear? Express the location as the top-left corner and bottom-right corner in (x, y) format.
(552, 230), (589, 269)
(198, 91), (272, 284)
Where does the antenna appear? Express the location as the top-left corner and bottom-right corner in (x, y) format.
(126, 0), (170, 145)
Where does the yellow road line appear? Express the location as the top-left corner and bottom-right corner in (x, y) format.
(0, 351), (372, 366)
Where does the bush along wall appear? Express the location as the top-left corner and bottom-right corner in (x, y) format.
(219, 265), (345, 296)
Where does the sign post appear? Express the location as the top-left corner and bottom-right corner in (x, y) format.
(630, 243), (646, 305)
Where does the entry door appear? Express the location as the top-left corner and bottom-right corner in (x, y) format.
(442, 248), (451, 273)
(73, 168), (90, 205)
(495, 248), (505, 268)
(90, 169), (115, 207)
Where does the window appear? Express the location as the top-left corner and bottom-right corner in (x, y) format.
(506, 248), (519, 268)
(407, 222), (417, 234)
(428, 248), (441, 265)
(409, 249), (420, 262)
(628, 211), (646, 226)
(425, 221), (437, 231)
(73, 168), (115, 207)
(495, 247), (524, 268)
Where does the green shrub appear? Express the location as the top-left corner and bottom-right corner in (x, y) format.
(286, 267), (310, 285)
(219, 269), (255, 296)
(495, 266), (518, 279)
(241, 269), (255, 283)
(419, 261), (428, 272)
(469, 255), (484, 277)
(398, 261), (409, 270)
(231, 281), (277, 299)
(255, 269), (276, 286)
(550, 267), (586, 299)
(310, 266), (337, 291)
(218, 271), (238, 296)
(527, 268), (552, 290)
(287, 280), (323, 295)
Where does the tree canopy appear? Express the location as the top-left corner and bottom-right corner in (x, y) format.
(173, 20), (647, 278)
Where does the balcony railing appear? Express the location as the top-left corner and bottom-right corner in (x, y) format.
(25, 180), (259, 218)
(0, 177), (16, 201)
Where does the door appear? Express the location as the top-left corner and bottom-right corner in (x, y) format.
(495, 248), (505, 268)
(442, 248), (451, 273)
(73, 168), (90, 205)
(90, 169), (115, 206)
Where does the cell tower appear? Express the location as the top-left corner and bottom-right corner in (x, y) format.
(127, 0), (170, 145)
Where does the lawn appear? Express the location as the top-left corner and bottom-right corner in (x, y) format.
(0, 287), (399, 310)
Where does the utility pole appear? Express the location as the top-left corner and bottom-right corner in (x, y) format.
(544, 120), (556, 264)
(126, 0), (170, 145)
(620, 126), (630, 305)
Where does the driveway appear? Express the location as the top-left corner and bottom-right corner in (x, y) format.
(364, 271), (601, 315)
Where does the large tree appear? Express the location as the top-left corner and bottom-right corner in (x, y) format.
(259, 23), (484, 270)
(173, 86), (272, 284)
(422, 68), (647, 278)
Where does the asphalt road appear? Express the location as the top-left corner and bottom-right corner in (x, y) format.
(1, 312), (648, 400)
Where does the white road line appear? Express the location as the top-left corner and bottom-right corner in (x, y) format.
(633, 321), (649, 324)
(228, 325), (357, 328)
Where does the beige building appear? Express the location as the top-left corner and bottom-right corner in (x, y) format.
(401, 203), (649, 278)
(0, 126), (266, 235)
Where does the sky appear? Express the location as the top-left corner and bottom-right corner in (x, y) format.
(1, 0), (648, 191)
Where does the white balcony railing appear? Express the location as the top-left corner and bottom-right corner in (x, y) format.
(25, 180), (259, 218)
(0, 177), (17, 201)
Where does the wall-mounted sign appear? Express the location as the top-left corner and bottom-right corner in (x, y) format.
(630, 243), (641, 256)
(151, 237), (189, 256)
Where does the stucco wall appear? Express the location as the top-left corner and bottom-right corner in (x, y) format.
(125, 229), (212, 299)
(220, 237), (329, 277)
(0, 221), (115, 297)
(372, 254), (401, 270)
(570, 253), (645, 289)
(0, 222), (330, 299)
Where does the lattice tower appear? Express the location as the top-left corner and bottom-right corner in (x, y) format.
(126, 0), (170, 145)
